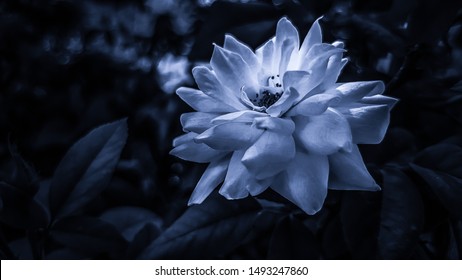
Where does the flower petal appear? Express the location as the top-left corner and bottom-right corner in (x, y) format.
(210, 44), (258, 94)
(256, 37), (275, 71)
(301, 43), (345, 72)
(340, 104), (391, 144)
(253, 116), (295, 134)
(294, 108), (352, 155)
(170, 133), (226, 163)
(360, 95), (398, 109)
(219, 151), (250, 200)
(192, 66), (247, 110)
(176, 87), (236, 113)
(274, 18), (299, 73)
(224, 34), (259, 70)
(272, 151), (328, 215)
(188, 157), (229, 205)
(328, 145), (380, 191)
(335, 81), (385, 104)
(320, 56), (348, 90)
(180, 112), (219, 133)
(211, 110), (266, 125)
(242, 130), (296, 180)
(278, 39), (297, 75)
(287, 92), (341, 117)
(276, 17), (300, 51)
(299, 17), (323, 61)
(266, 87), (300, 117)
(195, 122), (264, 150)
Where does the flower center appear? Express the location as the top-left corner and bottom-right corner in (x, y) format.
(250, 75), (284, 108)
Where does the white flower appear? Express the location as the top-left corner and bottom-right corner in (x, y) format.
(170, 17), (397, 214)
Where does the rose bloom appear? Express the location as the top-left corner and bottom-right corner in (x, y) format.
(170, 17), (397, 215)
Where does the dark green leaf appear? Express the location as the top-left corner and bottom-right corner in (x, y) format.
(49, 119), (128, 219)
(411, 164), (462, 220)
(51, 216), (127, 258)
(8, 238), (33, 260)
(340, 191), (381, 259)
(267, 215), (320, 259)
(377, 168), (424, 259)
(127, 222), (161, 259)
(0, 182), (49, 229)
(138, 192), (261, 259)
(100, 206), (163, 242)
(414, 143), (462, 178)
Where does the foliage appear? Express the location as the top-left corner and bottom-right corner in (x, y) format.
(0, 0), (461, 259)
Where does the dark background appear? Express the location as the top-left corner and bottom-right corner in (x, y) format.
(0, 0), (461, 260)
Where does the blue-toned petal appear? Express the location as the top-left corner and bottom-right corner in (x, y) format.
(211, 110), (266, 125)
(335, 81), (385, 104)
(278, 39), (297, 75)
(246, 177), (272, 196)
(299, 17), (323, 60)
(301, 43), (345, 72)
(360, 95), (398, 109)
(211, 44), (258, 94)
(224, 34), (260, 70)
(328, 145), (380, 191)
(253, 116), (295, 134)
(282, 71), (310, 90)
(287, 92), (340, 116)
(176, 87), (236, 113)
(266, 87), (299, 117)
(272, 151), (328, 215)
(240, 87), (266, 111)
(294, 108), (352, 155)
(180, 112), (219, 133)
(170, 133), (226, 163)
(219, 151), (250, 199)
(192, 66), (247, 110)
(242, 131), (296, 180)
(255, 37), (275, 70)
(340, 104), (391, 144)
(276, 17), (300, 50)
(188, 157), (229, 205)
(195, 122), (264, 151)
(320, 55), (348, 90)
(273, 18), (299, 74)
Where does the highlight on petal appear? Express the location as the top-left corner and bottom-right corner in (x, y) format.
(224, 34), (259, 70)
(210, 44), (258, 93)
(242, 131), (295, 180)
(361, 95), (399, 109)
(294, 108), (352, 155)
(255, 37), (275, 70)
(287, 92), (341, 117)
(176, 87), (236, 113)
(219, 151), (250, 200)
(253, 116), (295, 135)
(266, 87), (299, 117)
(301, 43), (345, 73)
(335, 81), (385, 104)
(211, 110), (266, 125)
(328, 145), (380, 191)
(192, 66), (247, 110)
(170, 133), (226, 163)
(271, 18), (299, 75)
(276, 17), (300, 50)
(188, 157), (230, 205)
(299, 17), (323, 60)
(340, 104), (391, 144)
(195, 122), (264, 150)
(272, 151), (328, 215)
(180, 112), (219, 133)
